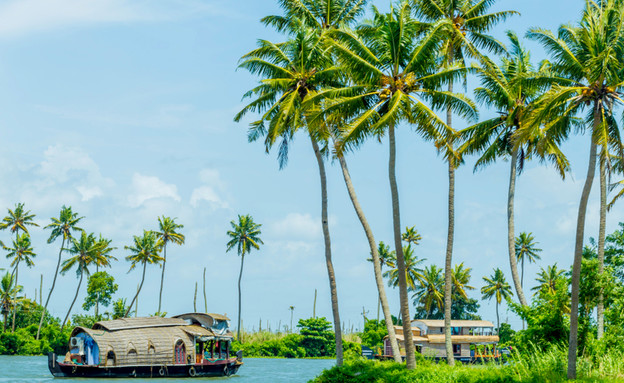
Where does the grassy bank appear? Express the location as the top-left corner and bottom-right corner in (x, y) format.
(310, 348), (624, 383)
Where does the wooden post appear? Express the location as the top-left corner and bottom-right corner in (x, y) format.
(203, 267), (207, 313)
(259, 318), (262, 332)
(194, 282), (197, 312)
(39, 274), (43, 306)
(313, 289), (317, 318)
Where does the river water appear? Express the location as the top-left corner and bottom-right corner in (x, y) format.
(0, 356), (335, 383)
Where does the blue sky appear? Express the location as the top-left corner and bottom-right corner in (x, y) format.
(0, 0), (610, 333)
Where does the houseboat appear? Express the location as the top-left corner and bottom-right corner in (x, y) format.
(383, 319), (500, 363)
(48, 313), (243, 378)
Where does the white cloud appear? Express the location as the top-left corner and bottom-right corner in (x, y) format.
(270, 213), (321, 240)
(189, 168), (229, 209)
(128, 173), (180, 208)
(0, 0), (230, 38)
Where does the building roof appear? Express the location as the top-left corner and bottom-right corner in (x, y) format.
(92, 316), (187, 331)
(412, 319), (495, 328)
(173, 313), (230, 328)
(426, 334), (499, 344)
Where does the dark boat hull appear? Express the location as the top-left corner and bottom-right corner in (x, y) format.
(48, 353), (242, 378)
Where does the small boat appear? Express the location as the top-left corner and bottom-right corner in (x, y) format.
(48, 312), (243, 378)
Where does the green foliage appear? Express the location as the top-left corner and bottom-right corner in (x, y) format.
(110, 298), (127, 320)
(83, 271), (118, 312)
(14, 299), (56, 329)
(0, 324), (70, 355)
(297, 317), (335, 358)
(71, 314), (99, 328)
(359, 319), (387, 349)
(498, 323), (515, 345)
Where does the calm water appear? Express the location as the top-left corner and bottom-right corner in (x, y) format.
(0, 356), (335, 383)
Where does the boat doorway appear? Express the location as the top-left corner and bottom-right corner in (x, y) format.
(174, 340), (186, 364)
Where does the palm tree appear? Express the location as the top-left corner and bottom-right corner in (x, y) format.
(481, 268), (512, 332)
(235, 20), (350, 363)
(328, 4), (476, 368)
(459, 32), (568, 308)
(451, 262), (474, 300)
(383, 245), (425, 291)
(412, 0), (518, 364)
(92, 235), (116, 318)
(226, 214), (263, 341)
(412, 265), (444, 319)
(4, 233), (35, 332)
(37, 206), (83, 339)
(289, 305), (295, 333)
(60, 231), (100, 329)
(0, 202), (39, 242)
(525, 2), (624, 375)
(402, 226), (422, 245)
(515, 232), (542, 289)
(531, 264), (567, 296)
(124, 230), (164, 318)
(154, 216), (185, 314)
(0, 273), (22, 332)
(261, 0), (368, 33)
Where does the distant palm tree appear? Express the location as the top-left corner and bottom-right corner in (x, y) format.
(515, 232), (542, 289)
(60, 231), (100, 329)
(383, 245), (425, 291)
(5, 233), (35, 332)
(0, 272), (22, 332)
(413, 265), (444, 319)
(154, 216), (185, 314)
(0, 202), (39, 242)
(261, 0), (367, 33)
(402, 226), (422, 246)
(124, 231), (164, 318)
(532, 264), (567, 296)
(289, 305), (295, 333)
(226, 214), (263, 341)
(37, 206), (84, 339)
(451, 262), (475, 300)
(367, 241), (395, 324)
(481, 268), (512, 332)
(92, 235), (117, 318)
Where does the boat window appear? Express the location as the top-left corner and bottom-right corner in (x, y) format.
(174, 340), (186, 364)
(127, 342), (138, 365)
(106, 350), (116, 366)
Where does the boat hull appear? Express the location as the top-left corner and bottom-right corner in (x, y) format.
(48, 352), (242, 378)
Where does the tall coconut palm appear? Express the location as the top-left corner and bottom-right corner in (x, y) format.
(60, 231), (100, 329)
(515, 232), (542, 289)
(0, 203), (39, 242)
(4, 233), (35, 332)
(235, 22), (348, 363)
(92, 235), (116, 318)
(226, 214), (263, 341)
(154, 216), (185, 314)
(412, 265), (444, 319)
(525, 2), (624, 376)
(451, 262), (474, 300)
(531, 264), (567, 296)
(37, 206), (83, 339)
(327, 3), (476, 368)
(481, 268), (512, 332)
(0, 273), (22, 332)
(124, 230), (163, 318)
(459, 31), (569, 308)
(412, 0), (518, 364)
(261, 0), (368, 33)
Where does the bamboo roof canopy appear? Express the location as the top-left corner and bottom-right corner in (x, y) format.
(412, 320), (495, 328)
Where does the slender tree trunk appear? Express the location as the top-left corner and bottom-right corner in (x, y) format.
(310, 137), (343, 366)
(125, 262), (147, 318)
(39, 274), (42, 305)
(496, 301), (500, 334)
(290, 309), (293, 333)
(568, 139), (598, 380)
(388, 124), (416, 368)
(337, 154), (402, 362)
(597, 154), (606, 339)
(158, 244), (167, 314)
(508, 148), (528, 306)
(444, 161), (455, 366)
(61, 270), (84, 330)
(313, 288), (317, 318)
(11, 262), (19, 332)
(521, 258), (524, 288)
(95, 264), (99, 318)
(203, 267), (207, 313)
(237, 254), (245, 341)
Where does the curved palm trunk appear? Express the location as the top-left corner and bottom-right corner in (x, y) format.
(236, 254), (245, 341)
(444, 162), (455, 366)
(508, 148), (528, 306)
(597, 155), (606, 339)
(388, 124), (416, 369)
(61, 270), (84, 330)
(495, 301), (500, 333)
(11, 262), (19, 332)
(310, 137), (343, 366)
(568, 139), (598, 380)
(37, 238), (66, 339)
(158, 243), (167, 314)
(125, 262), (147, 318)
(337, 154), (401, 362)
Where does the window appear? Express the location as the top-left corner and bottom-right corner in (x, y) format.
(174, 340), (186, 364)
(452, 344), (461, 355)
(451, 327), (461, 335)
(106, 350), (116, 367)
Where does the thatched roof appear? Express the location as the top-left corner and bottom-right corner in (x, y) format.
(412, 320), (495, 328)
(93, 316), (187, 331)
